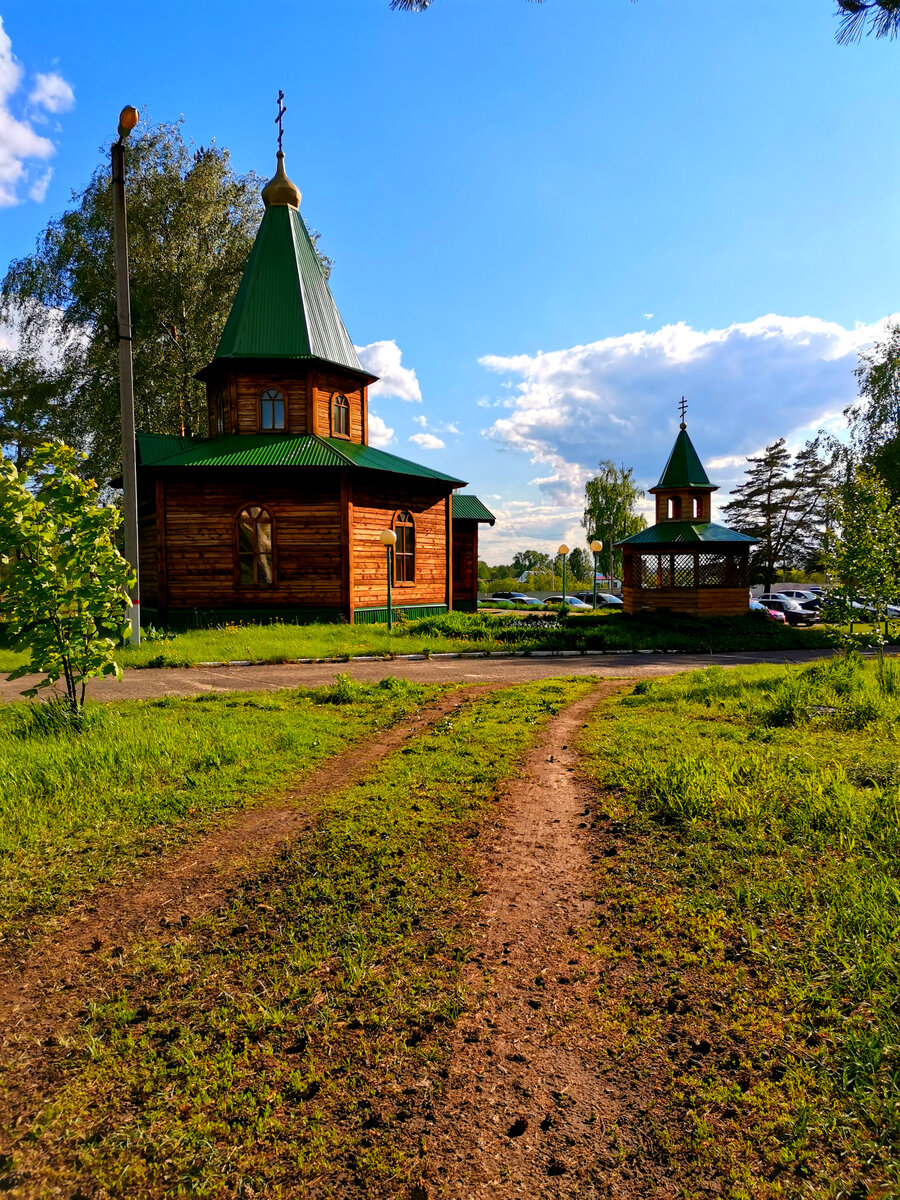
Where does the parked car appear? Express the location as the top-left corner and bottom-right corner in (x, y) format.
(480, 597), (515, 609)
(775, 588), (819, 604)
(574, 591), (623, 608)
(544, 594), (593, 610)
(514, 595), (547, 608)
(757, 593), (816, 626)
(749, 599), (786, 624)
(490, 591), (529, 601)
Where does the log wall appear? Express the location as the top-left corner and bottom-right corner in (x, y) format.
(621, 585), (749, 617)
(155, 469), (344, 612)
(351, 480), (450, 612)
(452, 521), (479, 610)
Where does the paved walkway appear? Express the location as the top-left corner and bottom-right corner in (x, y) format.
(0, 647), (841, 704)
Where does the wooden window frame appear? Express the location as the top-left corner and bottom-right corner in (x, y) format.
(331, 392), (350, 439)
(668, 496), (682, 520)
(259, 387), (287, 433)
(392, 509), (415, 587)
(214, 389), (226, 437)
(235, 504), (277, 588)
(692, 494), (705, 520)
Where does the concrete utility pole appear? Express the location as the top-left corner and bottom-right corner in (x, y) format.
(112, 105), (141, 645)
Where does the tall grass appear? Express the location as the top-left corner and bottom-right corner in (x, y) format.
(582, 656), (900, 1189)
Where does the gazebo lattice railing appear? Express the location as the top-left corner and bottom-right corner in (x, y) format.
(634, 551), (749, 591)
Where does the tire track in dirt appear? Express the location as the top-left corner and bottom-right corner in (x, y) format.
(0, 686), (494, 1097)
(420, 680), (660, 1200)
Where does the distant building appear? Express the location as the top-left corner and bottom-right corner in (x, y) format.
(616, 420), (755, 617)
(135, 141), (493, 627)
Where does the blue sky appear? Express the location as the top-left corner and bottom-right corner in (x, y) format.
(1, 0), (898, 559)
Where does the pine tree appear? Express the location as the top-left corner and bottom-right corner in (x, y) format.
(722, 437), (839, 588)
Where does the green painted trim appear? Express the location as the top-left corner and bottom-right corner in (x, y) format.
(353, 604), (448, 626)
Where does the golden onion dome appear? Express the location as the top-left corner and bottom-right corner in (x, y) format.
(261, 152), (301, 209)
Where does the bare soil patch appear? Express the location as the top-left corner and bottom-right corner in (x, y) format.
(419, 681), (673, 1199)
(0, 687), (492, 1130)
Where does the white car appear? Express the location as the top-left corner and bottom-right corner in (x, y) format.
(544, 594), (593, 610)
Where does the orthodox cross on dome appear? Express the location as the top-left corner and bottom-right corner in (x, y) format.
(678, 395), (688, 430)
(275, 90), (287, 155)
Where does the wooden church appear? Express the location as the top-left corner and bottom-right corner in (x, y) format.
(616, 416), (755, 617)
(136, 145), (494, 628)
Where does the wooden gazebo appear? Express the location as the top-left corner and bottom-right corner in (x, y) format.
(616, 421), (755, 617)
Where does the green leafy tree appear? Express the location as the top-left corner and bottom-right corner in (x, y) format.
(567, 547), (588, 583)
(0, 442), (135, 719)
(512, 549), (552, 577)
(825, 465), (900, 682)
(844, 319), (900, 501)
(0, 349), (59, 469)
(583, 460), (645, 584)
(0, 119), (266, 484)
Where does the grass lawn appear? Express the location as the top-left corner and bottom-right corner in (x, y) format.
(0, 609), (850, 678)
(0, 676), (439, 953)
(577, 654), (900, 1196)
(3, 677), (593, 1198)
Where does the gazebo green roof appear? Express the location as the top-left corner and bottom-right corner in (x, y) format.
(653, 427), (714, 491)
(210, 202), (365, 375)
(616, 521), (756, 548)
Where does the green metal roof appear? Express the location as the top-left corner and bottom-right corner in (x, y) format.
(616, 521), (757, 547)
(136, 432), (464, 485)
(452, 493), (496, 524)
(654, 427), (714, 490)
(135, 432), (202, 466)
(212, 204), (363, 374)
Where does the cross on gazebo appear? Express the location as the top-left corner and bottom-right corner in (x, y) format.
(678, 396), (688, 428)
(275, 91), (287, 155)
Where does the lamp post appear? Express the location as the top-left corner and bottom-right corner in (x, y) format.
(112, 104), (141, 646)
(558, 543), (569, 610)
(380, 530), (397, 630)
(590, 538), (604, 610)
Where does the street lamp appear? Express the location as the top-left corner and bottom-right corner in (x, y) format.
(112, 105), (141, 646)
(558, 543), (569, 609)
(590, 538), (604, 610)
(380, 530), (397, 630)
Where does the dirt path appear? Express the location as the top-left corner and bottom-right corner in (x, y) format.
(0, 687), (493, 1128)
(420, 682), (659, 1199)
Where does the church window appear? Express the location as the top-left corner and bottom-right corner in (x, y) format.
(393, 510), (415, 583)
(332, 393), (350, 437)
(260, 388), (285, 431)
(693, 495), (704, 519)
(214, 390), (226, 436)
(237, 505), (275, 586)
(668, 496), (682, 520)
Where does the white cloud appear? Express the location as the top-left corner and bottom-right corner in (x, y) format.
(409, 432), (445, 450)
(412, 413), (427, 427)
(0, 20), (71, 206)
(368, 413), (395, 448)
(479, 314), (886, 516)
(28, 168), (51, 202)
(355, 339), (422, 402)
(29, 71), (74, 115)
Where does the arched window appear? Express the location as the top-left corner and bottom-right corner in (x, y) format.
(259, 388), (285, 431)
(214, 390), (226, 437)
(668, 496), (682, 520)
(332, 393), (350, 437)
(693, 495), (704, 519)
(237, 505), (274, 585)
(393, 510), (415, 583)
